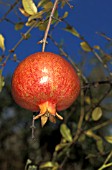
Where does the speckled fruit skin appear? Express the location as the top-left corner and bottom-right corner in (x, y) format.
(12, 52), (80, 125)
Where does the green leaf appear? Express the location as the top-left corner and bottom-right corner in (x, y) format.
(22, 0), (37, 15)
(28, 11), (44, 22)
(0, 34), (5, 51)
(93, 45), (100, 50)
(103, 54), (112, 63)
(85, 96), (91, 105)
(15, 22), (24, 31)
(92, 107), (102, 121)
(38, 21), (48, 31)
(43, 1), (53, 10)
(61, 0), (66, 8)
(62, 11), (68, 19)
(25, 159), (32, 170)
(60, 124), (73, 142)
(19, 7), (30, 17)
(51, 10), (58, 24)
(80, 41), (92, 52)
(96, 139), (104, 154)
(55, 143), (68, 152)
(85, 130), (104, 154)
(63, 25), (80, 38)
(26, 20), (37, 27)
(40, 162), (59, 169)
(0, 71), (5, 92)
(85, 112), (91, 121)
(86, 153), (96, 159)
(78, 134), (86, 143)
(38, 0), (50, 7)
(28, 165), (37, 170)
(105, 136), (112, 144)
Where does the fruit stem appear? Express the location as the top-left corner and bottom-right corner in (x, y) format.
(30, 115), (36, 139)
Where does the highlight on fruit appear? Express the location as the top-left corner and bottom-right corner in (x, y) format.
(11, 52), (80, 126)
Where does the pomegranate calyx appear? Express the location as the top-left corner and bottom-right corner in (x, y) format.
(41, 114), (49, 127)
(56, 112), (63, 120)
(33, 101), (63, 126)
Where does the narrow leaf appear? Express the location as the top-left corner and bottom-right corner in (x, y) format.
(0, 73), (5, 92)
(38, 21), (48, 31)
(28, 11), (44, 22)
(85, 96), (91, 104)
(80, 41), (92, 52)
(78, 134), (86, 143)
(19, 8), (30, 17)
(92, 107), (102, 121)
(55, 143), (68, 152)
(15, 22), (24, 31)
(26, 20), (37, 27)
(0, 34), (5, 51)
(25, 159), (32, 170)
(93, 45), (100, 50)
(105, 136), (112, 144)
(40, 162), (58, 169)
(22, 0), (37, 15)
(43, 1), (53, 10)
(61, 1), (66, 8)
(96, 139), (104, 154)
(64, 25), (80, 38)
(63, 11), (68, 19)
(60, 124), (73, 142)
(28, 165), (37, 170)
(38, 0), (50, 7)
(85, 130), (104, 154)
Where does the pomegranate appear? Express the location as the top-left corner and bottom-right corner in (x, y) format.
(12, 52), (80, 126)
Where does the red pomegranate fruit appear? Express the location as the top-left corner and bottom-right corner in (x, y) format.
(12, 52), (80, 126)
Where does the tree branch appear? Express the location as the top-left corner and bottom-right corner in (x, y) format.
(0, 0), (19, 23)
(83, 80), (112, 89)
(49, 35), (88, 83)
(42, 0), (59, 52)
(1, 21), (38, 73)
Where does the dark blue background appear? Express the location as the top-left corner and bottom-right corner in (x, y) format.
(0, 0), (112, 75)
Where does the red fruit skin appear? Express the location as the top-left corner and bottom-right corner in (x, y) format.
(12, 52), (80, 112)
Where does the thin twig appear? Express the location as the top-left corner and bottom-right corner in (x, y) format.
(30, 115), (36, 139)
(63, 20), (112, 78)
(49, 35), (88, 83)
(64, 0), (74, 8)
(98, 162), (112, 170)
(0, 0), (19, 23)
(58, 82), (84, 169)
(79, 36), (112, 77)
(59, 156), (68, 170)
(0, 21), (38, 73)
(104, 150), (112, 165)
(86, 85), (112, 115)
(96, 32), (112, 41)
(4, 17), (15, 25)
(87, 118), (112, 132)
(83, 80), (112, 89)
(42, 0), (59, 52)
(73, 78), (85, 142)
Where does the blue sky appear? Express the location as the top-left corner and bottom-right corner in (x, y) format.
(0, 0), (112, 75)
